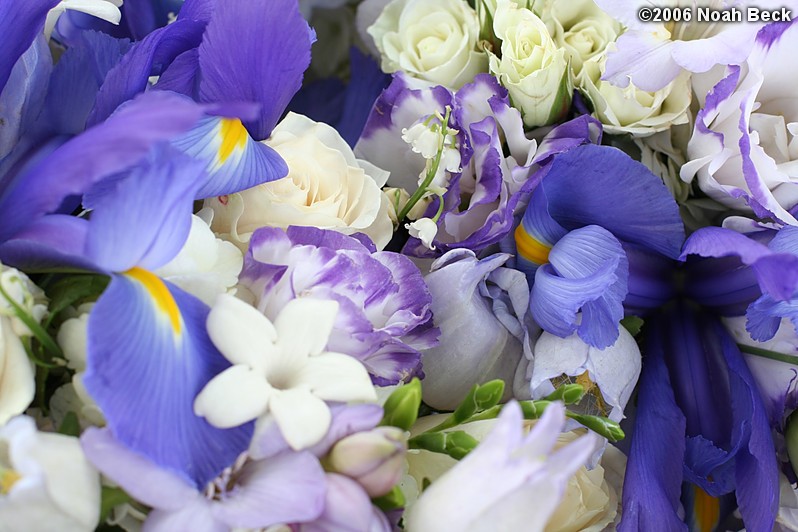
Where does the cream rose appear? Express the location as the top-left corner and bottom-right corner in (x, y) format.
(206, 113), (393, 250)
(579, 54), (692, 137)
(488, 0), (571, 127)
(0, 265), (47, 426)
(403, 414), (626, 531)
(541, 0), (622, 77)
(367, 0), (488, 89)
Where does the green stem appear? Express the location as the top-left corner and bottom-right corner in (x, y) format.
(738, 344), (798, 366)
(0, 282), (62, 359)
(397, 108), (452, 222)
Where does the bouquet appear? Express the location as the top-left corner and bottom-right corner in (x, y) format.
(0, 0), (796, 530)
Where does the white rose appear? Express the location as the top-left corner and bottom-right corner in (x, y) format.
(579, 54), (692, 137)
(540, 0), (622, 77)
(367, 0), (488, 89)
(488, 0), (571, 127)
(0, 265), (47, 426)
(403, 413), (625, 531)
(206, 113), (394, 250)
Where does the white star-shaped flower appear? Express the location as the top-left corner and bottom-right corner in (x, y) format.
(194, 295), (377, 450)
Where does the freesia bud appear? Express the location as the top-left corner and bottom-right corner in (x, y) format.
(329, 426), (408, 497)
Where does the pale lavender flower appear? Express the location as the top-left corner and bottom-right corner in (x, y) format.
(404, 402), (599, 531)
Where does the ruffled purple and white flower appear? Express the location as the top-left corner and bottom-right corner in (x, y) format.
(356, 73), (601, 257)
(681, 20), (798, 224)
(238, 226), (438, 385)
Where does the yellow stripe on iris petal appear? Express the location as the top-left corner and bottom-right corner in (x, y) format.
(515, 223), (552, 265)
(691, 485), (720, 532)
(218, 118), (248, 164)
(0, 468), (21, 495)
(124, 267), (182, 334)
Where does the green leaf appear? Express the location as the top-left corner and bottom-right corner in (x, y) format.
(45, 274), (109, 326)
(786, 410), (798, 476)
(372, 485), (406, 512)
(380, 378), (422, 431)
(99, 486), (132, 524)
(620, 315), (644, 337)
(57, 411), (80, 437)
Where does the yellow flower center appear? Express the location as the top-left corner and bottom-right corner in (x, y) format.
(0, 468), (21, 495)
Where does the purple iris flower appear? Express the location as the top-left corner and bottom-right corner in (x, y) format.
(512, 143), (685, 349)
(619, 222), (798, 531)
(619, 303), (778, 532)
(87, 0), (316, 198)
(0, 92), (254, 489)
(239, 226), (438, 385)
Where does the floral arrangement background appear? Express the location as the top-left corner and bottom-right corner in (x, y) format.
(1, 0), (797, 530)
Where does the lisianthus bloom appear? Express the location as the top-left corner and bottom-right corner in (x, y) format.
(681, 20), (798, 224)
(404, 402), (600, 531)
(594, 0), (772, 91)
(1, 416), (100, 531)
(237, 226), (438, 385)
(356, 73), (600, 257)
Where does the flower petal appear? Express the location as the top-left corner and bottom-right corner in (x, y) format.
(530, 225), (628, 349)
(194, 365), (272, 428)
(197, 0), (313, 140)
(171, 115), (288, 198)
(269, 389), (331, 451)
(297, 352), (377, 403)
(211, 451), (326, 528)
(274, 298), (338, 357)
(84, 274), (252, 488)
(206, 293), (277, 369)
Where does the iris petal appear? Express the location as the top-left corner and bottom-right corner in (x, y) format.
(530, 225), (628, 349)
(171, 115), (287, 198)
(84, 274), (252, 488)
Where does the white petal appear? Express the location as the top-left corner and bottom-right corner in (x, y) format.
(297, 353), (377, 403)
(269, 389), (331, 450)
(194, 365), (272, 428)
(0, 319), (36, 425)
(207, 294), (277, 370)
(274, 298), (338, 357)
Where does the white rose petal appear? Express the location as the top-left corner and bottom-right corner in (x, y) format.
(207, 113), (393, 250)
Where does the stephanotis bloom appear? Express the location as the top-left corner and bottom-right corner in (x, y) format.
(1, 416), (100, 531)
(194, 295), (377, 450)
(237, 226), (438, 385)
(404, 402), (599, 531)
(512, 143), (684, 348)
(681, 20), (798, 225)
